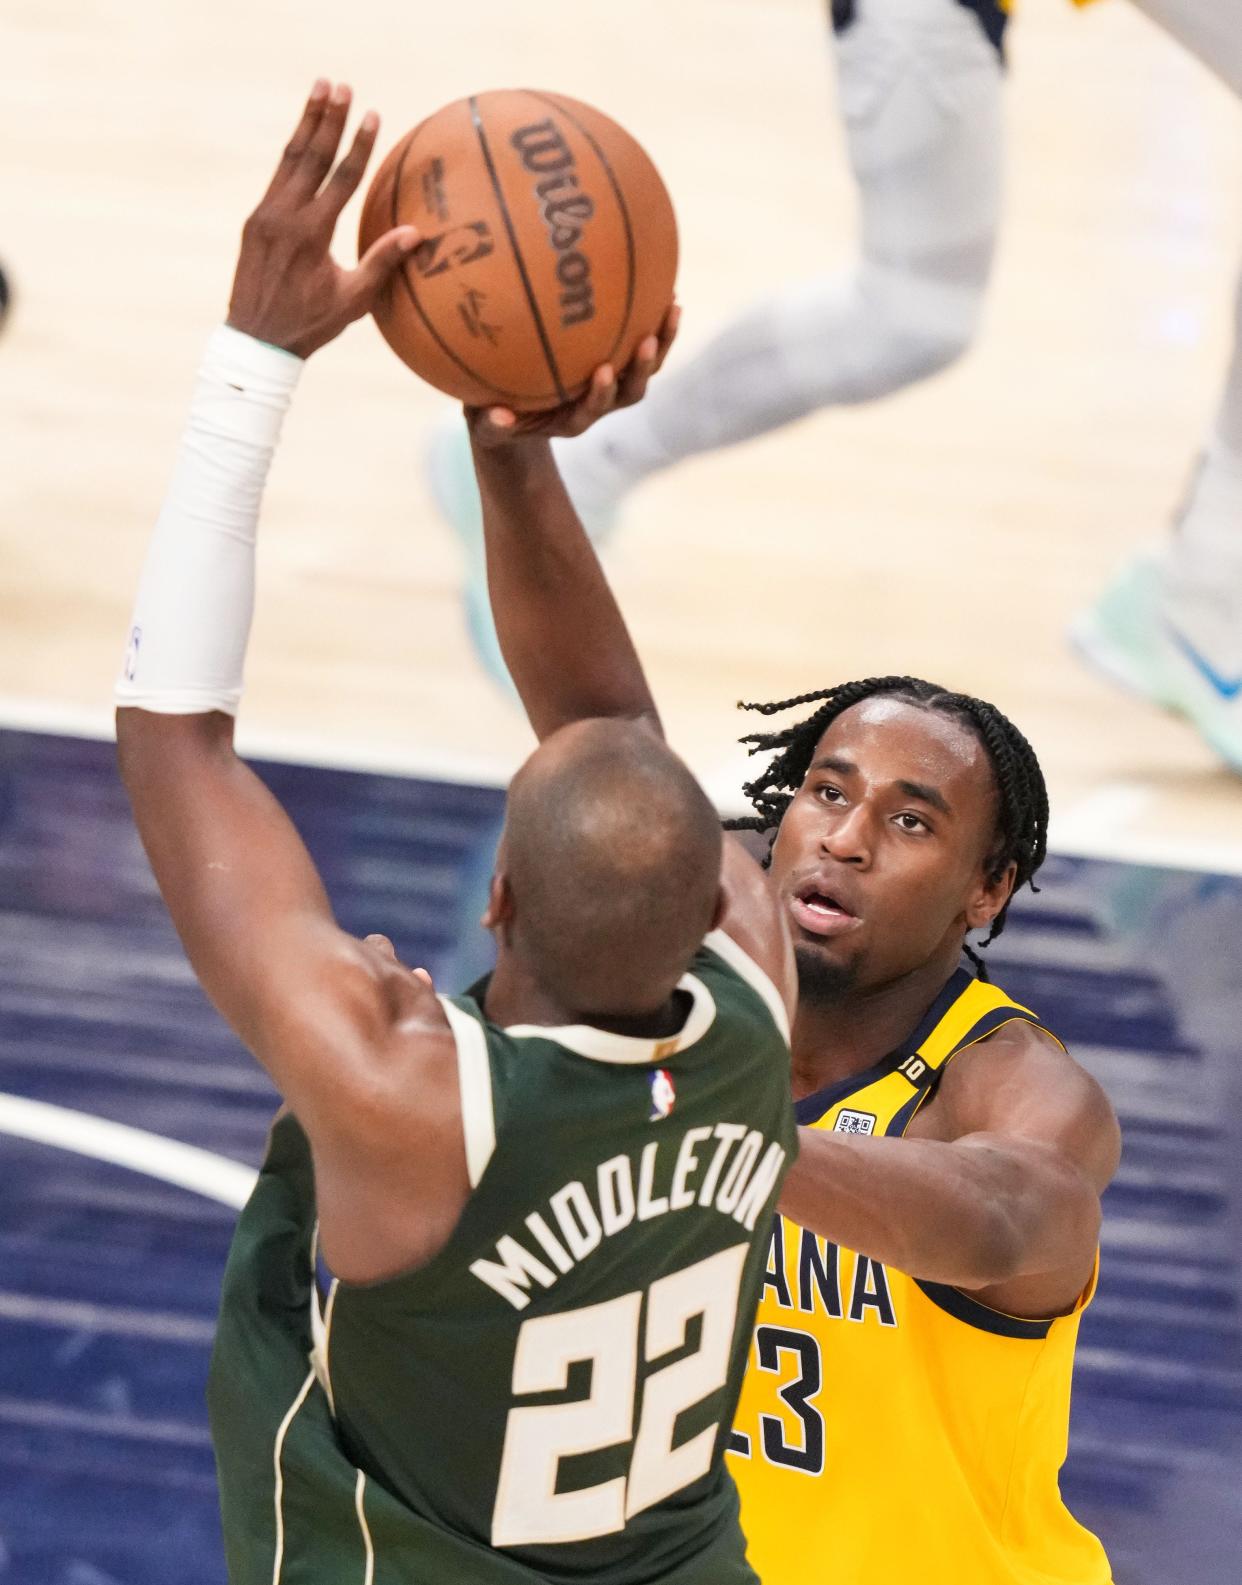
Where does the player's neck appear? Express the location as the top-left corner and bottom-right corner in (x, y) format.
(483, 956), (684, 1038)
(788, 947), (963, 1101)
(483, 957), (573, 1029)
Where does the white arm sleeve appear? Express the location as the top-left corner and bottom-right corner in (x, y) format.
(115, 324), (303, 716)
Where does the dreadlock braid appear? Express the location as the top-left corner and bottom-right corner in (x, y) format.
(726, 677), (1050, 972)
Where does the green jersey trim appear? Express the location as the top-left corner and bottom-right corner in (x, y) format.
(354, 1471), (376, 1585)
(502, 971), (717, 1065)
(496, 932), (787, 1065)
(308, 1235), (339, 1415)
(273, 1367), (317, 1584)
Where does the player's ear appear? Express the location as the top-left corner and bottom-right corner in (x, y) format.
(965, 858), (1017, 931)
(481, 870), (513, 933)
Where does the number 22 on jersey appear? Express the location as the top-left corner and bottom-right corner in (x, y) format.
(492, 1243), (749, 1546)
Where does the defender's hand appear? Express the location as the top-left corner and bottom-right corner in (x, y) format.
(467, 304), (680, 447)
(226, 79), (420, 360)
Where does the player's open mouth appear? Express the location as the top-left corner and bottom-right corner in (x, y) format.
(790, 886), (861, 938)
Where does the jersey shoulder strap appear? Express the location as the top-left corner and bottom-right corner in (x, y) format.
(896, 966), (1061, 1124)
(912, 966), (1055, 1075)
(438, 993), (497, 1188)
(797, 966), (1058, 1135)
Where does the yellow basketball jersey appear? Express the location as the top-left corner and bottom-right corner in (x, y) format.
(727, 967), (1112, 1584)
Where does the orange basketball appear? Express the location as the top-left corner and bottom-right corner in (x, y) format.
(359, 90), (678, 409)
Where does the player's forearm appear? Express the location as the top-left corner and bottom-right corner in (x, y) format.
(115, 324), (300, 877)
(781, 1127), (1101, 1289)
(114, 327), (340, 1034)
(115, 325), (301, 718)
(471, 435), (660, 741)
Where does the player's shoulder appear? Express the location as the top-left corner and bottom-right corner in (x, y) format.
(937, 1013), (1121, 1186)
(947, 1013), (1102, 1108)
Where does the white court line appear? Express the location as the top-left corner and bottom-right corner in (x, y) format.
(0, 1092), (258, 1208)
(1048, 784), (1155, 856)
(0, 696), (517, 789)
(1047, 783), (1242, 878)
(0, 697), (114, 743)
(0, 1289), (217, 1343)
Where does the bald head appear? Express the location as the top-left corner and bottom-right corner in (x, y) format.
(499, 720), (723, 1016)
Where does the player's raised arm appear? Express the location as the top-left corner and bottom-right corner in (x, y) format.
(464, 335), (797, 1026)
(465, 324), (677, 742)
(115, 82), (430, 1145)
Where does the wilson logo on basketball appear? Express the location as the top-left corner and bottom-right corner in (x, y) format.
(509, 119), (597, 329)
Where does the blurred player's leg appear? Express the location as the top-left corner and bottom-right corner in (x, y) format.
(429, 0), (1005, 687)
(1074, 0), (1242, 769)
(1135, 0), (1242, 563)
(552, 0), (1005, 528)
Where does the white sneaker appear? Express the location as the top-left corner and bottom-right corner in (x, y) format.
(1071, 551), (1242, 771)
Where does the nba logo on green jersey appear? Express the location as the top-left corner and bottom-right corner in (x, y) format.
(649, 1066), (676, 1119)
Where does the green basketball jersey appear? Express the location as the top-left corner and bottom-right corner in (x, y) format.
(208, 929), (796, 1585)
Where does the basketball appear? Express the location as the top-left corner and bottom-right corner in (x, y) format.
(358, 90), (678, 409)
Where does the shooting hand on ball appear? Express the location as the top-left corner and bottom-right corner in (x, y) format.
(467, 304), (681, 447)
(226, 79), (420, 360)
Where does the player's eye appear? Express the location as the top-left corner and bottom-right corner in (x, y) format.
(814, 783), (845, 805)
(894, 812), (928, 833)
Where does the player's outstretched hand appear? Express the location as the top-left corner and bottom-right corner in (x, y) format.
(467, 304), (680, 447)
(226, 79), (421, 360)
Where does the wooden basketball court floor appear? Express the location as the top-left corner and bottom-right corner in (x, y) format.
(2, 2), (1242, 1582)
(1, 0), (1241, 866)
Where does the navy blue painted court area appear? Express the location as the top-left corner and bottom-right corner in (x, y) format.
(1, 727), (1240, 1585)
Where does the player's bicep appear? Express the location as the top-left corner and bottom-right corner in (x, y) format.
(717, 835), (797, 1028)
(945, 1038), (1120, 1280)
(953, 1031), (1122, 1198)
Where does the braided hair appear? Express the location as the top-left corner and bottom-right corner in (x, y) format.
(727, 677), (1049, 978)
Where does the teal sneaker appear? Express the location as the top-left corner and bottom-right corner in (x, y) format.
(1071, 552), (1242, 771)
